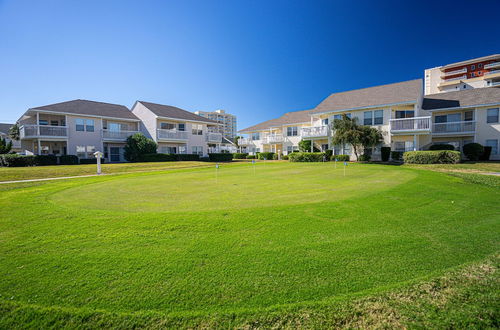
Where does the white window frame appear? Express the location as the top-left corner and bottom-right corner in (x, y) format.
(486, 139), (498, 155)
(487, 108), (499, 123)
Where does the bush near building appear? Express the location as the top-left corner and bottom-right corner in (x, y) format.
(258, 152), (274, 160)
(403, 150), (461, 164)
(429, 144), (455, 151)
(463, 143), (484, 161)
(391, 151), (404, 161)
(332, 154), (350, 162)
(233, 153), (248, 159)
(288, 152), (326, 162)
(381, 147), (391, 162)
(208, 153), (233, 162)
(59, 155), (79, 165)
(480, 146), (492, 161)
(246, 155), (256, 159)
(0, 154), (36, 167)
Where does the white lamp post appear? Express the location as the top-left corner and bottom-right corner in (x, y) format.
(93, 151), (103, 175)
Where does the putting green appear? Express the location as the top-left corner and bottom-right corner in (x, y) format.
(0, 162), (498, 320)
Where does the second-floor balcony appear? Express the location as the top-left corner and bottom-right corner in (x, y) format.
(157, 129), (189, 141)
(432, 121), (476, 135)
(484, 69), (500, 77)
(102, 129), (140, 141)
(263, 134), (284, 144)
(389, 117), (431, 133)
(238, 138), (254, 145)
(20, 124), (68, 139)
(301, 125), (329, 138)
(441, 67), (467, 78)
(484, 62), (500, 70)
(206, 132), (223, 143)
(443, 74), (467, 82)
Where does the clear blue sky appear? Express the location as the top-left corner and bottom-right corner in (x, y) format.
(0, 0), (499, 130)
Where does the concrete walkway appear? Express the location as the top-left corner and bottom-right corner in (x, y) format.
(0, 174), (105, 184)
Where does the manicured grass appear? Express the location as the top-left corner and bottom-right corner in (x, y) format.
(404, 161), (500, 174)
(0, 162), (498, 327)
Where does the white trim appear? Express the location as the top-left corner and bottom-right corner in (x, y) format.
(25, 109), (140, 122)
(156, 115), (221, 125)
(425, 102), (500, 112)
(312, 101), (417, 116)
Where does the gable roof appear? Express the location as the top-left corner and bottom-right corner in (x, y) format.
(30, 99), (138, 120)
(0, 123), (13, 135)
(314, 79), (422, 113)
(422, 87), (500, 110)
(137, 101), (217, 124)
(239, 109), (316, 133)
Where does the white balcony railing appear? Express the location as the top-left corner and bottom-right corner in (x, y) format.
(432, 121), (476, 134)
(263, 134), (284, 144)
(157, 129), (189, 140)
(238, 138), (254, 145)
(19, 125), (68, 139)
(492, 81), (500, 87)
(443, 74), (467, 82)
(102, 130), (140, 140)
(301, 125), (329, 138)
(206, 132), (223, 143)
(389, 117), (431, 132)
(441, 68), (467, 77)
(485, 69), (500, 76)
(484, 62), (500, 69)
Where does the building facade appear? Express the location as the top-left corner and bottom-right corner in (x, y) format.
(425, 54), (500, 95)
(194, 109), (237, 140)
(0, 123), (22, 152)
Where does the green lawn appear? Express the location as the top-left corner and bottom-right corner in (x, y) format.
(404, 161), (500, 174)
(0, 162), (498, 328)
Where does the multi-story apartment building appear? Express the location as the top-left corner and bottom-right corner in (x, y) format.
(425, 54), (500, 95)
(0, 123), (21, 152)
(240, 79), (500, 160)
(194, 109), (237, 140)
(16, 100), (142, 162)
(131, 101), (222, 156)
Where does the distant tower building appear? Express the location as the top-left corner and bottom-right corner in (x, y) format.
(194, 109), (237, 140)
(424, 54), (500, 95)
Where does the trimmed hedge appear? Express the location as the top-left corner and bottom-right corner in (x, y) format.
(429, 144), (455, 151)
(288, 152), (326, 162)
(208, 153), (233, 162)
(176, 154), (200, 161)
(0, 154), (36, 167)
(282, 155), (289, 160)
(403, 150), (460, 164)
(34, 155), (58, 166)
(59, 155), (79, 165)
(480, 146), (492, 161)
(463, 143), (484, 161)
(79, 158), (106, 164)
(246, 155), (256, 159)
(332, 154), (349, 162)
(258, 152), (274, 160)
(381, 147), (391, 162)
(358, 154), (371, 162)
(391, 151), (403, 161)
(139, 153), (176, 162)
(325, 150), (333, 160)
(233, 153), (248, 159)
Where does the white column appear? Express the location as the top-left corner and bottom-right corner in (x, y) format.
(311, 139), (313, 152)
(37, 139), (41, 155)
(36, 112), (40, 136)
(413, 135), (417, 151)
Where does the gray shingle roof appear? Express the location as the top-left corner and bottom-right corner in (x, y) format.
(30, 99), (138, 120)
(0, 123), (13, 135)
(423, 87), (500, 110)
(138, 101), (217, 124)
(239, 109), (315, 133)
(315, 79), (422, 112)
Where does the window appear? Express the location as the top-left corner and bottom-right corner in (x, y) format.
(286, 126), (298, 136)
(464, 111), (474, 121)
(374, 110), (384, 125)
(333, 114), (341, 120)
(85, 119), (94, 132)
(471, 64), (475, 70)
(487, 108), (499, 123)
(178, 146), (187, 154)
(251, 132), (260, 140)
(478, 71), (482, 75)
(471, 72), (476, 78)
(178, 123), (186, 131)
(87, 145), (95, 155)
(76, 119), (94, 132)
(486, 140), (498, 155)
(191, 146), (203, 155)
(76, 145), (95, 158)
(192, 124), (203, 135)
(161, 122), (175, 130)
(479, 63), (483, 69)
(322, 118), (329, 126)
(333, 145), (341, 155)
(363, 111), (373, 125)
(395, 110), (415, 119)
(343, 144), (351, 155)
(50, 120), (59, 126)
(39, 119), (48, 125)
(76, 119), (85, 131)
(76, 146), (86, 158)
(321, 144), (329, 151)
(160, 146), (177, 154)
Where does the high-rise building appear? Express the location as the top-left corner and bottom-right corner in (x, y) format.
(425, 54), (500, 95)
(194, 109), (237, 140)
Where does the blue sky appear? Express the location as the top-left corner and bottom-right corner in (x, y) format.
(0, 0), (499, 130)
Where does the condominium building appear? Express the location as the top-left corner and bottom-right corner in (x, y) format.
(425, 54), (500, 95)
(0, 123), (21, 152)
(194, 109), (237, 140)
(239, 80), (500, 160)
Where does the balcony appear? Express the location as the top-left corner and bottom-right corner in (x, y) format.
(206, 132), (223, 143)
(484, 62), (500, 70)
(441, 67), (467, 78)
(301, 126), (329, 138)
(20, 125), (68, 139)
(389, 117), (431, 134)
(484, 69), (500, 77)
(432, 121), (476, 135)
(443, 74), (467, 82)
(157, 129), (189, 141)
(102, 130), (140, 141)
(238, 138), (254, 145)
(263, 134), (284, 144)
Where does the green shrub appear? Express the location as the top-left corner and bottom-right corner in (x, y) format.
(381, 147), (391, 162)
(325, 149), (333, 160)
(0, 154), (36, 167)
(79, 158), (106, 164)
(199, 156), (210, 162)
(463, 143), (484, 161)
(332, 154), (349, 162)
(429, 144), (455, 151)
(138, 153), (176, 162)
(282, 155), (289, 160)
(258, 152), (274, 160)
(233, 153), (248, 159)
(391, 151), (403, 161)
(288, 152), (325, 162)
(403, 150), (460, 164)
(124, 133), (158, 162)
(59, 155), (79, 165)
(176, 154), (200, 161)
(34, 155), (58, 166)
(358, 154), (371, 162)
(480, 146), (492, 161)
(208, 153), (233, 162)
(246, 155), (256, 159)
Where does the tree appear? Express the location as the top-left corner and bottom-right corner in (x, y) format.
(0, 137), (12, 154)
(9, 123), (20, 141)
(331, 114), (382, 160)
(124, 133), (157, 162)
(298, 139), (320, 152)
(233, 136), (241, 147)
